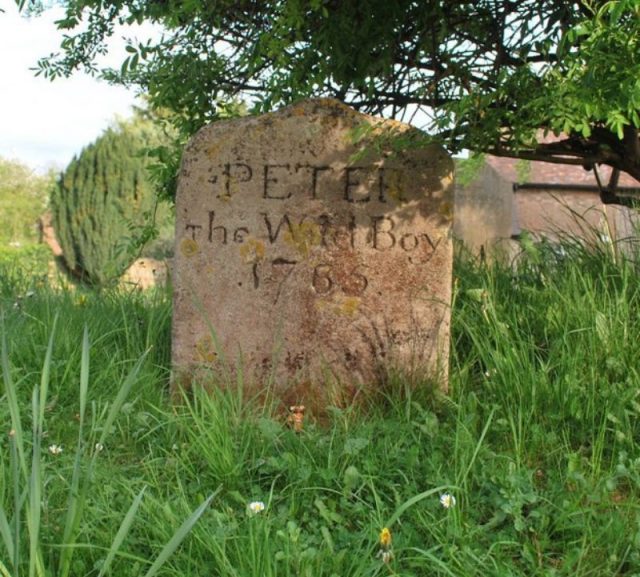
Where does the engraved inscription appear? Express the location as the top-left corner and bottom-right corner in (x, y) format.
(184, 209), (440, 299)
(311, 264), (368, 296)
(263, 164), (292, 199)
(185, 213), (440, 254)
(205, 162), (404, 202)
(249, 258), (369, 300)
(219, 163), (253, 198)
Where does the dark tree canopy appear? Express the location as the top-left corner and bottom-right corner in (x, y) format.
(19, 0), (640, 199)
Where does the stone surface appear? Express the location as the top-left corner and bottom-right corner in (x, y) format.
(172, 99), (454, 407)
(121, 258), (170, 290)
(454, 163), (514, 258)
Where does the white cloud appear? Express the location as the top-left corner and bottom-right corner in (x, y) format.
(0, 3), (153, 173)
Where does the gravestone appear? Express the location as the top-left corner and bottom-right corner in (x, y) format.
(172, 99), (454, 408)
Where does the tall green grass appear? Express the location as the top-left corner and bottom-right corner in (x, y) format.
(0, 309), (215, 577)
(1, 232), (640, 576)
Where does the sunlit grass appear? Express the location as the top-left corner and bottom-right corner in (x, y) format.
(1, 232), (640, 576)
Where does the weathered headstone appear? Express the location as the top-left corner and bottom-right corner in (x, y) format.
(172, 99), (454, 408)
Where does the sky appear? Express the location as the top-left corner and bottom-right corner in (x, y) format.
(0, 2), (151, 173)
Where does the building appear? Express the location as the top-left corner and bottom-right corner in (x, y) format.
(455, 155), (640, 258)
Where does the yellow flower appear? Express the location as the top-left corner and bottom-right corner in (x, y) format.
(379, 527), (392, 548)
(377, 527), (394, 564)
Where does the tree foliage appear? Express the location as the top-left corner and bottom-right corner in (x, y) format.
(0, 158), (52, 245)
(52, 117), (161, 285)
(22, 0), (640, 199)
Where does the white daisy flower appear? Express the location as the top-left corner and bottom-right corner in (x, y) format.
(440, 493), (456, 509)
(48, 444), (63, 455)
(247, 501), (265, 515)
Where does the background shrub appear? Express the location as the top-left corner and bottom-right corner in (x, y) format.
(51, 116), (167, 286)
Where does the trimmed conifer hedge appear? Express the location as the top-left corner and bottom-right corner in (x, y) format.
(52, 118), (161, 285)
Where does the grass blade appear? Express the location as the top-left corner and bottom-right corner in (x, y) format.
(38, 314), (58, 431)
(57, 440), (84, 577)
(0, 507), (15, 572)
(8, 435), (20, 576)
(27, 318), (57, 577)
(58, 329), (92, 577)
(95, 348), (151, 450)
(28, 388), (41, 577)
(142, 487), (220, 577)
(60, 344), (151, 577)
(97, 487), (146, 577)
(385, 485), (453, 528)
(1, 313), (26, 478)
(458, 407), (495, 487)
(0, 558), (13, 577)
(78, 326), (89, 431)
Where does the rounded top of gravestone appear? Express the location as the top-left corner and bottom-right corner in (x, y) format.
(184, 98), (452, 210)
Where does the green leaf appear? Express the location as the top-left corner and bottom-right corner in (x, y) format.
(343, 437), (369, 456)
(608, 0), (626, 24)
